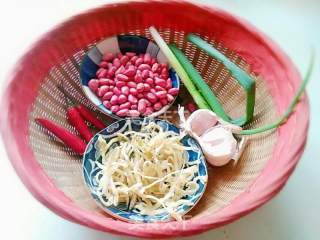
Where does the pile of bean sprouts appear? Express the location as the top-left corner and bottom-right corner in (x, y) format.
(95, 121), (201, 220)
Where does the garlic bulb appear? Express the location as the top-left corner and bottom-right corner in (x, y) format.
(178, 107), (245, 166)
(200, 127), (237, 166)
(188, 109), (218, 136)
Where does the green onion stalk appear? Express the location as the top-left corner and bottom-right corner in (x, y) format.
(149, 26), (210, 109)
(186, 34), (256, 126)
(169, 44), (230, 122)
(239, 50), (314, 135)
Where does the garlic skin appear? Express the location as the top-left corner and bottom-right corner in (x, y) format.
(188, 109), (218, 136)
(178, 107), (244, 167)
(199, 127), (237, 166)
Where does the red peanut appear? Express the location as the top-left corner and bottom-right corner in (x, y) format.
(186, 102), (197, 113)
(168, 88), (179, 96)
(144, 107), (154, 115)
(126, 52), (136, 57)
(110, 95), (118, 105)
(141, 69), (149, 79)
(99, 61), (109, 68)
(124, 68), (136, 77)
(135, 57), (143, 66)
(160, 98), (168, 106)
(115, 66), (125, 75)
(119, 102), (131, 110)
(134, 74), (143, 83)
(155, 86), (165, 91)
(116, 74), (129, 82)
(145, 78), (154, 86)
(94, 52), (178, 117)
(98, 86), (109, 97)
(128, 110), (140, 117)
(97, 68), (108, 78)
(138, 99), (147, 114)
(88, 79), (99, 92)
(144, 53), (151, 64)
(131, 104), (138, 110)
(102, 91), (113, 101)
(107, 67), (116, 77)
(115, 81), (126, 88)
(99, 78), (109, 86)
(131, 56), (138, 63)
(155, 91), (167, 99)
(166, 78), (172, 89)
(118, 94), (127, 104)
(127, 81), (137, 88)
(138, 64), (151, 71)
(113, 87), (121, 96)
(146, 92), (157, 103)
(120, 55), (129, 65)
(129, 88), (138, 96)
(143, 83), (151, 92)
(108, 80), (115, 86)
(128, 94), (138, 104)
(103, 101), (112, 109)
(116, 109), (129, 117)
(167, 94), (174, 102)
(152, 63), (159, 72)
(154, 102), (163, 111)
(102, 53), (114, 62)
(137, 93), (144, 99)
(155, 77), (167, 88)
(110, 105), (119, 113)
(137, 83), (144, 93)
(113, 58), (121, 68)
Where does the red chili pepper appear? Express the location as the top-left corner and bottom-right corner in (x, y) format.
(186, 102), (198, 113)
(67, 107), (93, 142)
(58, 85), (107, 131)
(77, 105), (106, 130)
(35, 118), (86, 155)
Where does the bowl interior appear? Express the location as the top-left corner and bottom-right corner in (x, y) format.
(82, 118), (207, 223)
(80, 35), (180, 120)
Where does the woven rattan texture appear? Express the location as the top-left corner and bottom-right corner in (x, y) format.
(29, 29), (277, 219)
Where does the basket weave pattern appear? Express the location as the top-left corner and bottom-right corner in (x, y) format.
(0, 1), (308, 238)
(29, 28), (277, 217)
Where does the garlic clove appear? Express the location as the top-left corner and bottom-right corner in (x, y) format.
(187, 109), (218, 137)
(199, 127), (237, 167)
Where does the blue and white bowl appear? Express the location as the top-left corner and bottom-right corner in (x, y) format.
(82, 118), (208, 223)
(80, 35), (180, 120)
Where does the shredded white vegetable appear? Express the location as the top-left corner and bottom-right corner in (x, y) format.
(95, 121), (200, 221)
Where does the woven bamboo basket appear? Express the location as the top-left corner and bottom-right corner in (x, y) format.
(0, 1), (309, 238)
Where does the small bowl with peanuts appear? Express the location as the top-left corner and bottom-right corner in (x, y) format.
(80, 35), (180, 119)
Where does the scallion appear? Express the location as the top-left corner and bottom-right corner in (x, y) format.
(187, 34), (256, 126)
(149, 27), (210, 109)
(169, 44), (230, 122)
(239, 50), (314, 135)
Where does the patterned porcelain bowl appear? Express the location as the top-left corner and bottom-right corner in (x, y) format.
(80, 35), (180, 120)
(82, 118), (208, 223)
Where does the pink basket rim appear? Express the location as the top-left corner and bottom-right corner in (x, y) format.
(0, 1), (309, 238)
